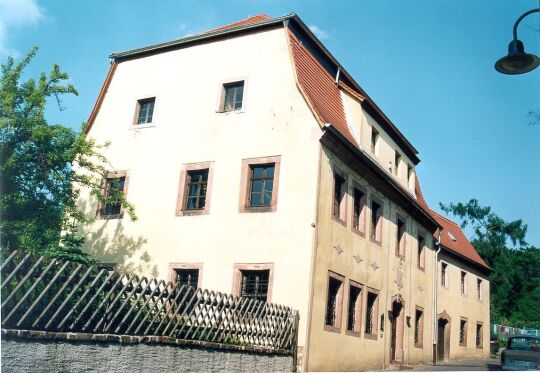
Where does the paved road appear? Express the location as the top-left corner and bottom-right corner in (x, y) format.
(409, 358), (502, 371)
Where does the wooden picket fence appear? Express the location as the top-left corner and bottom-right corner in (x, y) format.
(0, 250), (299, 353)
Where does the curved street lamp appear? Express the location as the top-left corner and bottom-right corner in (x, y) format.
(495, 8), (540, 75)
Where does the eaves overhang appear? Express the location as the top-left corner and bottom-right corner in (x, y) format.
(321, 123), (438, 232)
(440, 245), (492, 275)
(109, 14), (295, 62)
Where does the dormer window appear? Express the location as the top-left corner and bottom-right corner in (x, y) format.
(448, 232), (457, 242)
(407, 165), (413, 185)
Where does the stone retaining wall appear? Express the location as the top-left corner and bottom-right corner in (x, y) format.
(1, 329), (294, 373)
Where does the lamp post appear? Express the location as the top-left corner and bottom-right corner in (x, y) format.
(495, 8), (540, 75)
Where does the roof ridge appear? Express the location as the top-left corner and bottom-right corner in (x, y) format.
(206, 14), (272, 33)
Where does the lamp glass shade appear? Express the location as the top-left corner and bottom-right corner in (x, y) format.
(495, 39), (540, 75)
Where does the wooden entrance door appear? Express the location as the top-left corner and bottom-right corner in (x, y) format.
(437, 319), (446, 361)
(390, 312), (397, 361)
(390, 301), (403, 362)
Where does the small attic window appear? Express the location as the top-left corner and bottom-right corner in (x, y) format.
(447, 232), (457, 242)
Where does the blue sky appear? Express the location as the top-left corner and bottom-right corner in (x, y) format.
(2, 0), (539, 246)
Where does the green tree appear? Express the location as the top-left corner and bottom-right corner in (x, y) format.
(0, 47), (135, 263)
(440, 199), (540, 329)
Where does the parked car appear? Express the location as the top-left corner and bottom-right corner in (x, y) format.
(501, 335), (540, 370)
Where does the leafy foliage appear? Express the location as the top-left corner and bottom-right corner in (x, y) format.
(441, 199), (540, 329)
(0, 47), (135, 263)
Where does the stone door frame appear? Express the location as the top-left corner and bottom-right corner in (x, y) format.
(437, 310), (451, 362)
(389, 294), (405, 362)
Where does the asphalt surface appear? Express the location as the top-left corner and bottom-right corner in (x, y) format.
(408, 358), (502, 371)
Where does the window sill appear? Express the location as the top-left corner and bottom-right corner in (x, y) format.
(364, 333), (378, 340)
(323, 325), (341, 334)
(129, 123), (156, 130)
(461, 293), (468, 298)
(97, 213), (124, 220)
(476, 345), (483, 349)
(369, 238), (382, 247)
(417, 265), (425, 272)
(332, 216), (347, 228)
(216, 109), (245, 115)
(345, 330), (362, 338)
(459, 343), (467, 348)
(352, 228), (366, 238)
(176, 209), (208, 217)
(241, 205), (276, 213)
(440, 285), (449, 291)
(414, 343), (423, 349)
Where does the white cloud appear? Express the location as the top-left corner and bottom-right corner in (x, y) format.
(0, 0), (43, 58)
(309, 24), (331, 40)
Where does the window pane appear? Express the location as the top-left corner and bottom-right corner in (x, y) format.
(188, 184), (199, 198)
(175, 269), (199, 288)
(185, 169), (208, 210)
(223, 82), (244, 112)
(263, 188), (272, 206)
(325, 277), (341, 326)
(187, 197), (198, 210)
(264, 179), (273, 193)
(333, 173), (345, 220)
(137, 98), (155, 124)
(365, 292), (377, 334)
(197, 196), (206, 209)
(250, 192), (261, 206)
(247, 163), (275, 208)
(263, 179), (273, 206)
(251, 179), (263, 194)
(347, 286), (361, 331)
(252, 166), (264, 178)
(236, 85), (244, 97)
(240, 270), (269, 302)
(138, 107), (147, 123)
(103, 176), (125, 215)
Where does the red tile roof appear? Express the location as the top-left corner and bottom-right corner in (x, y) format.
(414, 175), (489, 270)
(207, 14), (272, 33)
(287, 28), (438, 227)
(287, 29), (357, 145)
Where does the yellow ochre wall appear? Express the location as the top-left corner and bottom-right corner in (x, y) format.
(437, 252), (491, 360)
(306, 146), (437, 371)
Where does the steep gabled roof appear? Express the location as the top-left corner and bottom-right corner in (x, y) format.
(287, 29), (356, 145)
(414, 175), (490, 271)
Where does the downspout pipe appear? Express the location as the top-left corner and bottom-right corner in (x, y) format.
(432, 231), (442, 365)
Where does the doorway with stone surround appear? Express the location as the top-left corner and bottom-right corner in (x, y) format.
(390, 295), (405, 362)
(437, 311), (451, 362)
